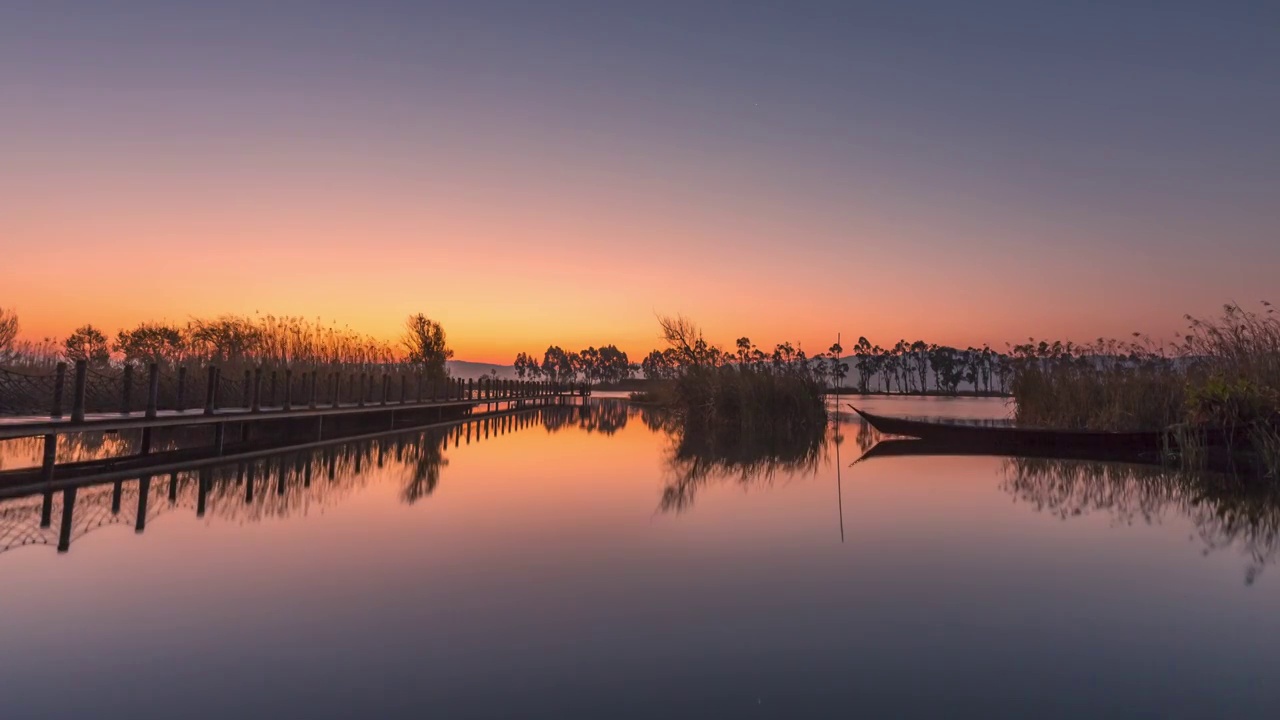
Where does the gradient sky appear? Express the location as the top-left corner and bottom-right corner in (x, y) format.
(2, 1), (1277, 362)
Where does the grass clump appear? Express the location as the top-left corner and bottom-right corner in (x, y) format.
(651, 315), (830, 436)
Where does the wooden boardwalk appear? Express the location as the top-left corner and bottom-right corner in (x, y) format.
(0, 396), (542, 440)
(0, 359), (581, 491)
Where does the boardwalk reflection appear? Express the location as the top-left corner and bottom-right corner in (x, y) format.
(0, 405), (620, 556)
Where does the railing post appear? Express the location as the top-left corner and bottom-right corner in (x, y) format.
(242, 369), (252, 409)
(176, 366), (187, 411)
(309, 370), (318, 409)
(120, 364), (133, 415)
(381, 373), (389, 406)
(400, 374), (408, 404)
(204, 365), (218, 415)
(467, 378), (473, 400)
(283, 368), (293, 411)
(415, 373), (424, 403)
(331, 373), (340, 408)
(145, 363), (160, 418)
(251, 366), (263, 412)
(269, 369), (278, 408)
(50, 361), (67, 419)
(71, 360), (88, 423)
(358, 373), (367, 407)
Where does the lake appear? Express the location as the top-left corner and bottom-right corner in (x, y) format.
(1, 396), (1277, 718)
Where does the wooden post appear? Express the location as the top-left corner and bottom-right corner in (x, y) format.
(309, 370), (318, 409)
(416, 373), (424, 403)
(135, 475), (151, 533)
(146, 363), (160, 418)
(215, 422), (226, 455)
(40, 433), (56, 487)
(243, 369), (252, 408)
(358, 373), (367, 407)
(400, 374), (408, 404)
(245, 463), (256, 503)
(41, 489), (53, 528)
(381, 373), (390, 406)
(251, 366), (263, 412)
(141, 427), (153, 455)
(467, 378), (473, 400)
(283, 368), (293, 411)
(269, 369), (278, 408)
(70, 360), (88, 422)
(331, 373), (340, 408)
(197, 468), (209, 517)
(111, 480), (123, 514)
(50, 361), (67, 419)
(204, 366), (218, 415)
(120, 364), (133, 415)
(169, 472), (178, 501)
(176, 366), (187, 411)
(57, 487), (76, 553)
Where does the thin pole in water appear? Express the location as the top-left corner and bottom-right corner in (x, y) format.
(835, 332), (844, 543)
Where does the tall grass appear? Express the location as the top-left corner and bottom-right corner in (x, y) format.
(650, 315), (831, 434)
(2, 313), (432, 371)
(1011, 303), (1280, 476)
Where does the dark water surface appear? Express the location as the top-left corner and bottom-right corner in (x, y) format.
(1, 397), (1277, 719)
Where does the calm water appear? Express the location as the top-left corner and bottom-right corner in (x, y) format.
(1, 397), (1278, 719)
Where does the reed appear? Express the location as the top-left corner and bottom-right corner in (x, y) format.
(1010, 303), (1280, 476)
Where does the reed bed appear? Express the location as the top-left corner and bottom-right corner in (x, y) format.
(1011, 303), (1280, 477)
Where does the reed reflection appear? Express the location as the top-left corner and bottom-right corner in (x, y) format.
(658, 413), (828, 514)
(1001, 458), (1280, 584)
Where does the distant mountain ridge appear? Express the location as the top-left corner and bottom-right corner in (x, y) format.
(447, 360), (518, 380)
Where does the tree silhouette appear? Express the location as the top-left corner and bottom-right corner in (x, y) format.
(63, 324), (110, 365)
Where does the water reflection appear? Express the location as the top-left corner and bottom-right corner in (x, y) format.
(659, 414), (828, 514)
(7, 398), (1280, 592)
(1001, 457), (1280, 584)
(0, 408), (563, 555)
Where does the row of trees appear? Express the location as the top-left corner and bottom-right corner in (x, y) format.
(847, 338), (1010, 395)
(513, 321), (1021, 396)
(0, 308), (454, 383)
(514, 345), (633, 385)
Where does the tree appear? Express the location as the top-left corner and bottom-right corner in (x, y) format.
(641, 349), (673, 379)
(402, 314), (453, 383)
(578, 346), (601, 385)
(64, 324), (110, 365)
(542, 346), (573, 384)
(597, 345), (630, 384)
(513, 351), (542, 379)
(852, 337), (872, 392)
(827, 342), (848, 388)
(0, 306), (18, 361)
(185, 316), (263, 362)
(114, 322), (185, 366)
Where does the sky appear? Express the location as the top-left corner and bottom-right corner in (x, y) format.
(2, 0), (1277, 363)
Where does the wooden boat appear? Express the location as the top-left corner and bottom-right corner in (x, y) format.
(849, 406), (1168, 454)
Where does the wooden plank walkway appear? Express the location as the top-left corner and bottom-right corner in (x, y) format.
(0, 396), (545, 440)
